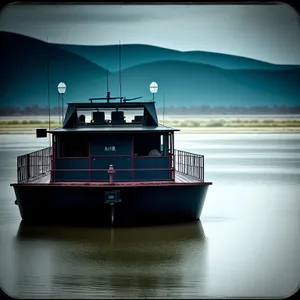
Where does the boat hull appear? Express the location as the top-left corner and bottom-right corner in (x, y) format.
(12, 183), (210, 226)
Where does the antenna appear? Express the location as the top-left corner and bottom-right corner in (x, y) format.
(106, 68), (110, 102)
(119, 40), (122, 102)
(46, 36), (51, 146)
(57, 89), (61, 126)
(106, 68), (109, 92)
(163, 92), (165, 126)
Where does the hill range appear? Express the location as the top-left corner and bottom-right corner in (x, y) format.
(0, 31), (299, 109)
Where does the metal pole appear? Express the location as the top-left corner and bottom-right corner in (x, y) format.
(61, 93), (64, 125)
(119, 40), (122, 100)
(163, 92), (165, 125)
(57, 92), (61, 126)
(47, 37), (51, 146)
(26, 154), (30, 180)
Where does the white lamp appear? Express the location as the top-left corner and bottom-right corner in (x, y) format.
(57, 82), (67, 124)
(58, 82), (66, 94)
(150, 81), (158, 101)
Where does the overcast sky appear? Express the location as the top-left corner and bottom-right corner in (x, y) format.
(0, 3), (300, 64)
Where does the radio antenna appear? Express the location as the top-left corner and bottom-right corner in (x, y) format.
(106, 68), (110, 101)
(163, 92), (165, 125)
(106, 68), (109, 92)
(119, 40), (122, 101)
(46, 36), (51, 146)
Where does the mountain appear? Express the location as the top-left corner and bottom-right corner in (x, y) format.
(105, 60), (300, 107)
(0, 32), (299, 108)
(0, 32), (107, 108)
(58, 43), (300, 72)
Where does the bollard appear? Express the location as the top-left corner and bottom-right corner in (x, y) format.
(107, 164), (116, 184)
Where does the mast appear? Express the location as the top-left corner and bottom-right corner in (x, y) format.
(163, 92), (165, 125)
(46, 36), (51, 146)
(119, 40), (122, 102)
(106, 68), (110, 102)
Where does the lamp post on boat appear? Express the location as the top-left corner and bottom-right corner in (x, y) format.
(150, 81), (158, 102)
(57, 82), (66, 125)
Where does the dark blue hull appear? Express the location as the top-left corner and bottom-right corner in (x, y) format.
(12, 183), (210, 226)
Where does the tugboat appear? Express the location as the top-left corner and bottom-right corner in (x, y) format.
(10, 88), (212, 226)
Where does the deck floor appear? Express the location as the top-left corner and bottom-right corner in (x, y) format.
(22, 171), (204, 185)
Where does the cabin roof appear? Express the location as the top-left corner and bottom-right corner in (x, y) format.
(65, 101), (154, 109)
(48, 125), (179, 134)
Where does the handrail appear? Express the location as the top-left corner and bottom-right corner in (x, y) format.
(51, 167), (174, 182)
(51, 168), (172, 172)
(174, 149), (204, 181)
(16, 147), (204, 183)
(17, 147), (52, 183)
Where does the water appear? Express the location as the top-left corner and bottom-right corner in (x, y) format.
(0, 133), (300, 298)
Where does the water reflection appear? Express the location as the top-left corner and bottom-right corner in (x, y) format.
(16, 220), (205, 244)
(12, 221), (208, 298)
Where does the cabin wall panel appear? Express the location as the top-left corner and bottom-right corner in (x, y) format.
(90, 136), (132, 156)
(90, 157), (132, 169)
(134, 157), (169, 169)
(56, 158), (89, 169)
(134, 170), (170, 181)
(54, 158), (89, 181)
(134, 157), (170, 181)
(90, 171), (132, 182)
(55, 171), (89, 181)
(90, 157), (132, 181)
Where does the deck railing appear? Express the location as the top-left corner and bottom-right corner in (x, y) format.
(16, 147), (204, 183)
(17, 147), (52, 183)
(174, 149), (204, 181)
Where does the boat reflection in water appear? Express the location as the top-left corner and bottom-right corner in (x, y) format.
(14, 221), (208, 298)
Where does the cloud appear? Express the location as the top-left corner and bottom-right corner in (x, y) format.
(0, 3), (299, 64)
(0, 3), (182, 25)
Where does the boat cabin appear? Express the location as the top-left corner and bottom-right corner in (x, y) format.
(42, 95), (179, 183)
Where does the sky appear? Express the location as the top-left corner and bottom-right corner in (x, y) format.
(0, 3), (300, 64)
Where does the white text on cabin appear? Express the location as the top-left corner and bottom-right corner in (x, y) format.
(104, 146), (116, 151)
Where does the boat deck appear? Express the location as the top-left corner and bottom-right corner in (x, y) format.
(17, 171), (209, 186)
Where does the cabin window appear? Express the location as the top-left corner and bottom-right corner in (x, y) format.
(134, 134), (162, 156)
(161, 133), (170, 156)
(169, 132), (174, 154)
(76, 108), (145, 125)
(57, 135), (89, 157)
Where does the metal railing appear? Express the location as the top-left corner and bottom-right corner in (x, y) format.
(51, 167), (173, 182)
(174, 149), (204, 181)
(17, 147), (52, 183)
(16, 147), (204, 183)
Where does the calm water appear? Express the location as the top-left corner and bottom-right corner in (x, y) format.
(0, 133), (299, 298)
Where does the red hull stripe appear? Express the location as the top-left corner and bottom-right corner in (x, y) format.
(11, 181), (212, 188)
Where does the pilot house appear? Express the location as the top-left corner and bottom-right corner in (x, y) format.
(47, 99), (178, 183)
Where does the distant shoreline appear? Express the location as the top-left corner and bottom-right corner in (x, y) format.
(1, 116), (300, 134)
(1, 114), (300, 120)
(1, 127), (300, 135)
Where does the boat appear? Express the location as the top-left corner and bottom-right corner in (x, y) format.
(10, 89), (212, 226)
